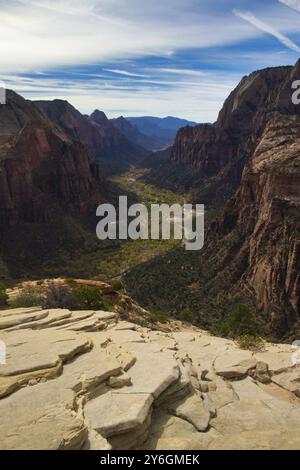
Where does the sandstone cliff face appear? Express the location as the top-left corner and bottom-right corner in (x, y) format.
(221, 112), (300, 333)
(172, 124), (233, 175)
(36, 101), (146, 171)
(170, 61), (300, 334)
(0, 91), (103, 225)
(171, 63), (300, 202)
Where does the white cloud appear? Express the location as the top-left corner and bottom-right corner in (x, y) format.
(0, 1), (299, 120)
(233, 8), (300, 53)
(103, 69), (148, 78)
(0, 0), (298, 74)
(17, 0), (128, 26)
(279, 0), (300, 13)
(2, 70), (240, 122)
(155, 68), (206, 77)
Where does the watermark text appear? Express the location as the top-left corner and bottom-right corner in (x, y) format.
(96, 197), (204, 251)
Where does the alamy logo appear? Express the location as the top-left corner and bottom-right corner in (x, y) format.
(0, 340), (6, 365)
(96, 197), (205, 251)
(292, 80), (300, 105)
(0, 81), (6, 105)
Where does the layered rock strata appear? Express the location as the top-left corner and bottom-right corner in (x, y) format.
(0, 307), (300, 450)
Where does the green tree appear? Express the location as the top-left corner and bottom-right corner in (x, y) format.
(111, 279), (124, 292)
(72, 285), (105, 310)
(179, 308), (197, 324)
(10, 286), (44, 309)
(214, 304), (258, 338)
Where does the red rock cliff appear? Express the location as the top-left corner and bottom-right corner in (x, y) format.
(171, 61), (300, 334)
(0, 91), (103, 225)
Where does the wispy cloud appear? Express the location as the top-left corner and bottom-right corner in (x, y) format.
(1, 68), (240, 122)
(103, 69), (148, 78)
(155, 68), (206, 77)
(1, 0), (299, 74)
(279, 0), (300, 12)
(233, 8), (300, 53)
(17, 0), (127, 25)
(0, 1), (300, 120)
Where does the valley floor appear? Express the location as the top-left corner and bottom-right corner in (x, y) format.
(0, 166), (185, 283)
(0, 306), (300, 450)
(68, 166), (187, 280)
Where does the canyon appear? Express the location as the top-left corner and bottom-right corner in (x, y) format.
(36, 100), (147, 174)
(126, 61), (300, 338)
(0, 60), (300, 452)
(0, 61), (299, 339)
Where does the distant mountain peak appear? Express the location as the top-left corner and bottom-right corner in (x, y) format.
(90, 109), (109, 125)
(110, 115), (167, 152)
(35, 100), (146, 173)
(125, 115), (198, 148)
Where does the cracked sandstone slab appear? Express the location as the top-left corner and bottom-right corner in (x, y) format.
(84, 392), (153, 438)
(0, 380), (87, 450)
(1, 306), (300, 451)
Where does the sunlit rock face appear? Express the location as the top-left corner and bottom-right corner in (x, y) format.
(0, 307), (300, 450)
(170, 61), (300, 333)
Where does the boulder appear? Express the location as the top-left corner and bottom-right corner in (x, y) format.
(165, 393), (211, 432)
(84, 391), (153, 438)
(108, 373), (132, 389)
(58, 349), (122, 396)
(254, 351), (295, 375)
(215, 350), (257, 379)
(272, 369), (300, 397)
(125, 349), (179, 399)
(249, 361), (271, 384)
(0, 329), (91, 397)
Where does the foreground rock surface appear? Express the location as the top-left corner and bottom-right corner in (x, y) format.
(0, 308), (300, 450)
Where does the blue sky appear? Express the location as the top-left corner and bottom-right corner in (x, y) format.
(0, 0), (300, 121)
